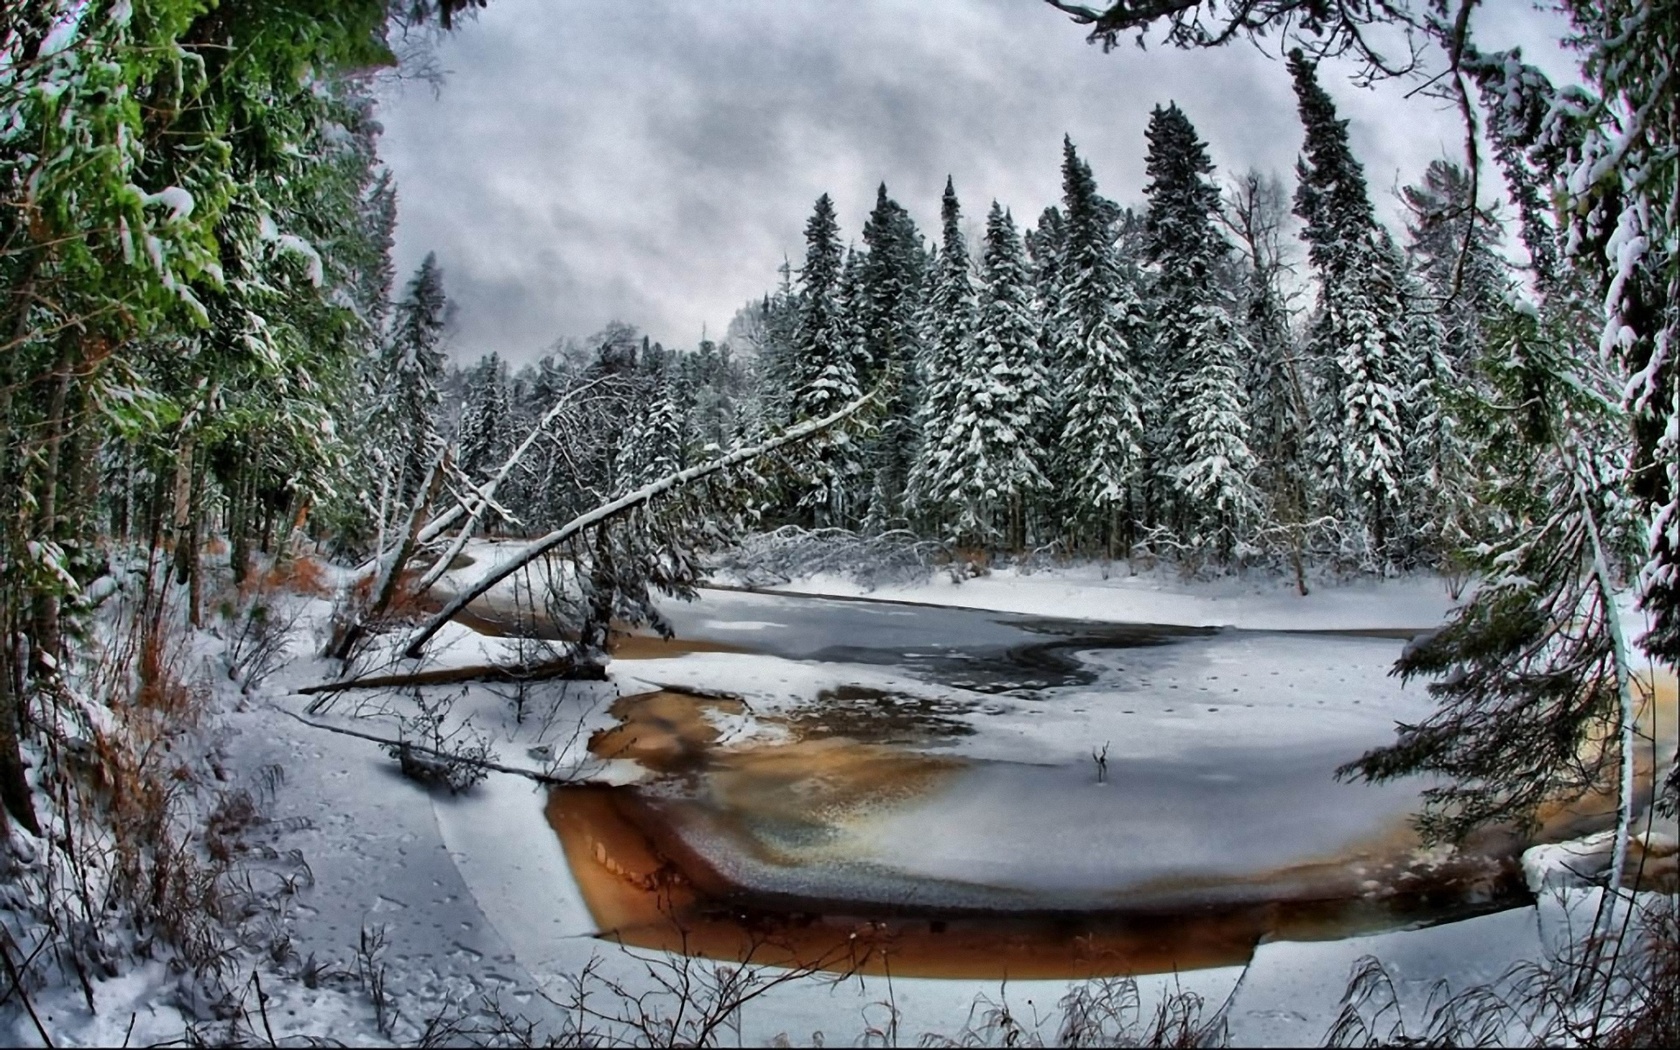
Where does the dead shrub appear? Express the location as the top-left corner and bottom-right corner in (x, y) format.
(262, 554), (330, 597)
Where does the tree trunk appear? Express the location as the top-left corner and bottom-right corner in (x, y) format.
(0, 650), (40, 835)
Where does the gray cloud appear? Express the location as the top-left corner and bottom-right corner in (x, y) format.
(377, 0), (1577, 365)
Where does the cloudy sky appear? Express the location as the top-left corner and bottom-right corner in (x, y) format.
(375, 0), (1578, 365)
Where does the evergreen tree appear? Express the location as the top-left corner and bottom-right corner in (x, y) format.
(380, 252), (451, 509)
(791, 194), (859, 523)
(1053, 138), (1149, 554)
(1342, 296), (1640, 840)
(457, 353), (510, 478)
(918, 203), (1048, 547)
(792, 195), (856, 420)
(908, 178), (980, 527)
(858, 184), (927, 528)
(613, 380), (685, 492)
(1025, 204), (1072, 498)
(1289, 50), (1414, 561)
(1143, 103), (1255, 554)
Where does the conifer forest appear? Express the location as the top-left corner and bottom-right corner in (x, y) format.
(1, 0), (1676, 1046)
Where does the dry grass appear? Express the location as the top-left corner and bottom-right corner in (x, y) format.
(259, 554), (331, 598)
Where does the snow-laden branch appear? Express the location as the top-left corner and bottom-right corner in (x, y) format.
(401, 390), (875, 659)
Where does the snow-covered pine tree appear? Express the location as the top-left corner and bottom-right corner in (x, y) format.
(858, 184), (927, 529)
(612, 378), (685, 493)
(1341, 294), (1640, 842)
(1402, 160), (1511, 372)
(1143, 103), (1256, 557)
(791, 194), (861, 524)
(907, 177), (980, 532)
(457, 352), (510, 480)
(1025, 204), (1071, 535)
(921, 202), (1050, 548)
(1398, 162), (1509, 566)
(378, 252), (451, 512)
(1288, 50), (1414, 563)
(1053, 138), (1149, 555)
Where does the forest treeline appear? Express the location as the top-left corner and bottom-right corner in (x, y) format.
(445, 67), (1524, 578)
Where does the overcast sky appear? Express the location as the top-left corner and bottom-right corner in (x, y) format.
(375, 0), (1578, 366)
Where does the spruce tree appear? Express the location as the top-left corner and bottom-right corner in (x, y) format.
(1289, 50), (1414, 562)
(457, 352), (510, 480)
(791, 194), (859, 523)
(908, 178), (980, 528)
(858, 184), (927, 528)
(792, 195), (856, 420)
(380, 252), (451, 510)
(922, 203), (1049, 547)
(1025, 204), (1072, 516)
(1399, 164), (1509, 564)
(1053, 138), (1149, 554)
(1143, 103), (1255, 555)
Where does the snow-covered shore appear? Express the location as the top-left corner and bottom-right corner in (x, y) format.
(726, 560), (1461, 631)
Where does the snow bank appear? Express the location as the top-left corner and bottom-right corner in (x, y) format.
(738, 562), (1460, 631)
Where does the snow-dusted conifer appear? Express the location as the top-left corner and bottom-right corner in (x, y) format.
(792, 195), (857, 420)
(380, 252), (451, 507)
(1289, 51), (1414, 560)
(858, 184), (927, 528)
(791, 194), (860, 523)
(921, 203), (1049, 547)
(457, 352), (510, 480)
(908, 178), (980, 525)
(613, 380), (685, 493)
(1053, 138), (1149, 554)
(1143, 103), (1255, 554)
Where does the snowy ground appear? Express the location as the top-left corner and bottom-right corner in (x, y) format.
(10, 557), (1673, 1047)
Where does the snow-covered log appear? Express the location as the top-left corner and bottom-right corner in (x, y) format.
(401, 391), (874, 659)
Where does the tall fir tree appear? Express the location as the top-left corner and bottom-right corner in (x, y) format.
(858, 184), (927, 528)
(1143, 103), (1255, 555)
(1289, 50), (1414, 561)
(1053, 138), (1149, 554)
(908, 178), (980, 528)
(1025, 205), (1071, 482)
(380, 252), (451, 510)
(457, 352), (510, 481)
(791, 194), (860, 523)
(919, 202), (1049, 547)
(1399, 163), (1509, 564)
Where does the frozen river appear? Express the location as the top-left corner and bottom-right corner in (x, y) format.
(541, 587), (1547, 976)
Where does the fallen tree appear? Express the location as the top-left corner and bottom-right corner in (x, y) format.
(402, 392), (876, 659)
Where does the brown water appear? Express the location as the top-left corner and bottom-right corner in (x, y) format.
(549, 688), (1537, 979)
